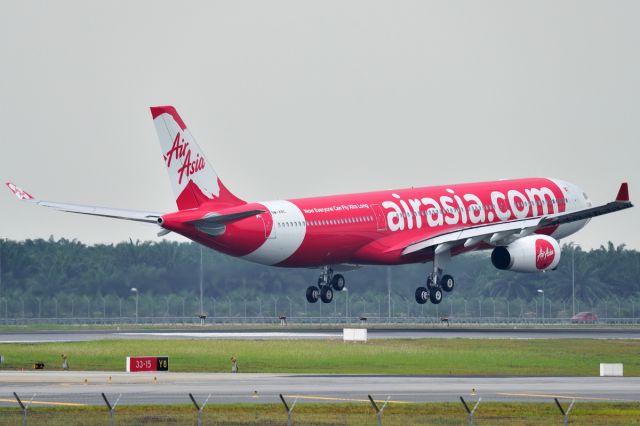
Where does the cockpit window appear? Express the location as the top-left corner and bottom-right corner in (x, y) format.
(583, 192), (589, 200)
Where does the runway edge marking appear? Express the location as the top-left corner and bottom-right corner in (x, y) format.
(283, 394), (411, 404)
(0, 398), (87, 407)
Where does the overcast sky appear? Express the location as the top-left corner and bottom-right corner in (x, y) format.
(1, 1), (638, 249)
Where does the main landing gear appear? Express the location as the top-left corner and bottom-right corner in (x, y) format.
(415, 248), (455, 305)
(306, 266), (345, 304)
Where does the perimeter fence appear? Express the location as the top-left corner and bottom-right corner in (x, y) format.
(0, 294), (637, 326)
(0, 391), (592, 426)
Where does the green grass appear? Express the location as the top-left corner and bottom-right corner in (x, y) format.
(1, 402), (640, 425)
(0, 338), (639, 375)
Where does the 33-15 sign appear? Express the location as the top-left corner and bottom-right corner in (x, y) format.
(126, 356), (169, 372)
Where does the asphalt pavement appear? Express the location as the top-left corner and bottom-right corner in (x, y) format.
(0, 371), (637, 406)
(2, 327), (640, 343)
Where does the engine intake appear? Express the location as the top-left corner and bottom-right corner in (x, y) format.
(491, 235), (561, 272)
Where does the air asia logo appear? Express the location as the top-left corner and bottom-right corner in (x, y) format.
(382, 186), (561, 231)
(163, 133), (205, 185)
(535, 238), (556, 269)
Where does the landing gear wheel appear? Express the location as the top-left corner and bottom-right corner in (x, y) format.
(415, 286), (429, 304)
(441, 274), (454, 292)
(320, 286), (334, 303)
(430, 288), (443, 304)
(330, 274), (345, 291)
(306, 286), (320, 303)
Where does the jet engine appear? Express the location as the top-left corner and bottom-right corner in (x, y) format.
(491, 235), (561, 272)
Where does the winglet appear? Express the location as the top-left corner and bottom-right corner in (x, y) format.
(5, 182), (35, 201)
(616, 182), (630, 202)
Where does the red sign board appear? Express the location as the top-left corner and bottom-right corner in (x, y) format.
(126, 356), (169, 372)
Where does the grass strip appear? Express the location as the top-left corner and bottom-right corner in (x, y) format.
(0, 338), (639, 375)
(1, 402), (640, 425)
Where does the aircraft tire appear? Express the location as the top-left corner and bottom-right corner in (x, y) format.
(331, 274), (346, 291)
(306, 286), (320, 303)
(415, 286), (429, 304)
(320, 286), (334, 303)
(430, 288), (443, 304)
(441, 275), (455, 292)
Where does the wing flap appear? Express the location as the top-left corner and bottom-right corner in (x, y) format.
(400, 218), (540, 255)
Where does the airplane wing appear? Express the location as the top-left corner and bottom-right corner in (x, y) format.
(398, 182), (633, 256)
(5, 182), (162, 224)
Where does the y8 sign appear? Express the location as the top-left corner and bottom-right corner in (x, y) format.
(126, 356), (169, 372)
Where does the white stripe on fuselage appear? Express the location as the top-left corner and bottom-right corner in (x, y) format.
(242, 200), (306, 265)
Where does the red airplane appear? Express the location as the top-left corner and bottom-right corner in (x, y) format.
(6, 106), (633, 305)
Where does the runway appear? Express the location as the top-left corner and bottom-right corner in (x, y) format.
(2, 327), (640, 343)
(0, 371), (637, 406)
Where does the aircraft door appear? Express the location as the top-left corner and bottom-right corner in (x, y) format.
(258, 213), (277, 239)
(370, 204), (387, 232)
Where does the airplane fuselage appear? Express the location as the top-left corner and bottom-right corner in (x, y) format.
(161, 177), (590, 268)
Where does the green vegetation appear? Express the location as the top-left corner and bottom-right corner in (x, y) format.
(1, 402), (640, 425)
(0, 338), (638, 375)
(1, 238), (638, 320)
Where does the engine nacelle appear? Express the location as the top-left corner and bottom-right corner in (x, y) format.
(491, 235), (561, 272)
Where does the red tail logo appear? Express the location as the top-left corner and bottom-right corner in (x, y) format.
(535, 238), (556, 269)
(163, 133), (205, 185)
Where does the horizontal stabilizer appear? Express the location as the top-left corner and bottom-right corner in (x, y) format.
(5, 182), (162, 224)
(186, 209), (265, 226)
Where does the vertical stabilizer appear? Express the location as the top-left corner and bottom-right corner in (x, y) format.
(150, 106), (245, 210)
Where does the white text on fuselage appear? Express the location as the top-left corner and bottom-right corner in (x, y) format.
(382, 187), (561, 231)
(302, 204), (370, 215)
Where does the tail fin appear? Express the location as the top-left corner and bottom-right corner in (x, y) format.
(150, 106), (245, 210)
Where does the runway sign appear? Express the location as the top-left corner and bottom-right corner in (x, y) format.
(126, 356), (169, 372)
(343, 328), (367, 342)
(600, 363), (623, 376)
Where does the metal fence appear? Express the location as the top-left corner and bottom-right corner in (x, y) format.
(0, 294), (637, 325)
(0, 391), (583, 426)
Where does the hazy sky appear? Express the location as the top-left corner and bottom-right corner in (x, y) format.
(1, 1), (638, 249)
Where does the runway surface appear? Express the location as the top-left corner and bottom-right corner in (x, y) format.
(2, 327), (640, 343)
(0, 371), (637, 406)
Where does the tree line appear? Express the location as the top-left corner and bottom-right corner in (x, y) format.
(0, 237), (638, 307)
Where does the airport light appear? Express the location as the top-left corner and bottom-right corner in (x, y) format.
(537, 289), (544, 322)
(0, 238), (4, 300)
(130, 287), (138, 324)
(571, 243), (580, 316)
(344, 287), (349, 320)
(387, 267), (391, 319)
(199, 246), (204, 319)
(271, 296), (278, 317)
(285, 296), (293, 319)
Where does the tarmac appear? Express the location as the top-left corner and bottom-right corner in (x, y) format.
(0, 371), (637, 406)
(2, 327), (640, 343)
